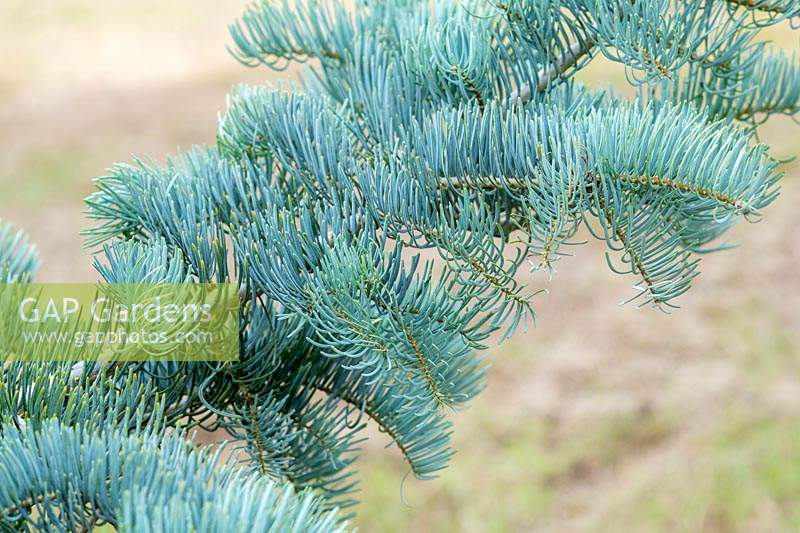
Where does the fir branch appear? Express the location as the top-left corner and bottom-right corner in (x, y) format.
(61, 1), (795, 527)
(0, 420), (343, 532)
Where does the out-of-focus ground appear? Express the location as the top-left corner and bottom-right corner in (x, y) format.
(2, 3), (799, 532)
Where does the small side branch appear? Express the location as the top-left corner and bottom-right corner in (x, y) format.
(505, 36), (596, 108)
(315, 383), (419, 476)
(726, 0), (791, 14)
(440, 174), (746, 211)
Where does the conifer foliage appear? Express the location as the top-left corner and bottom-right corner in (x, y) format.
(2, 1), (798, 530)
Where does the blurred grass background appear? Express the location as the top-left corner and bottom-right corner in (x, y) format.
(1, 2), (799, 532)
